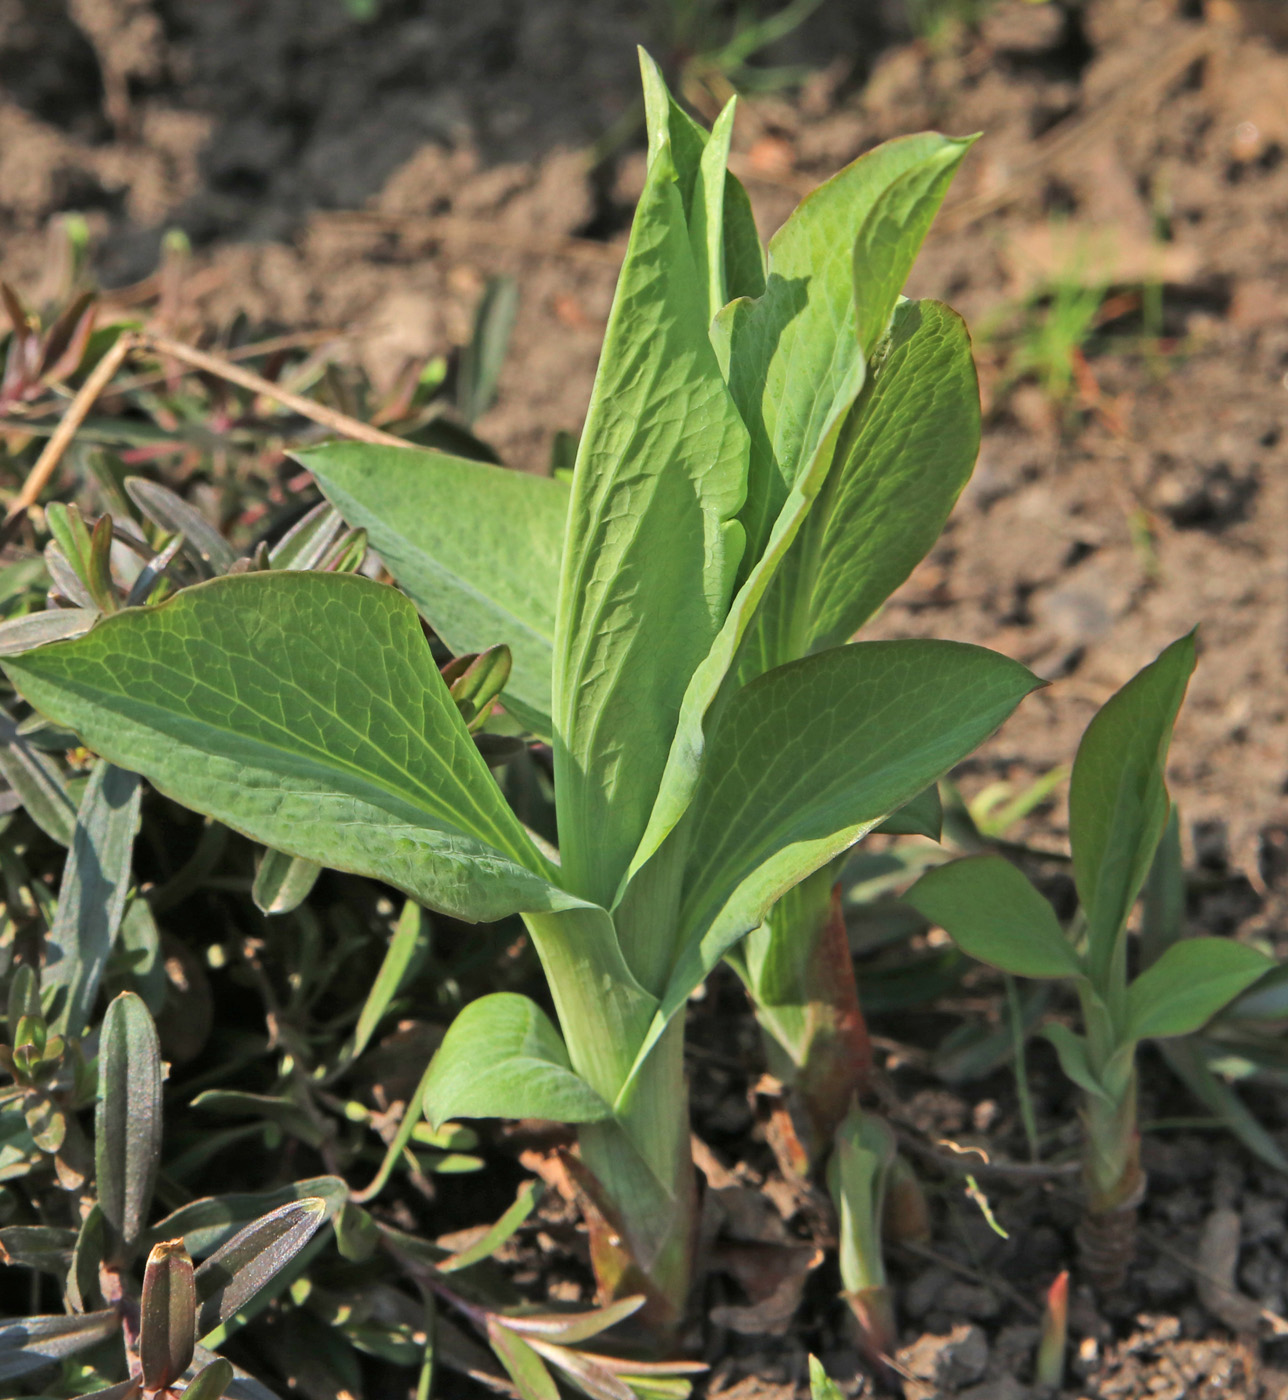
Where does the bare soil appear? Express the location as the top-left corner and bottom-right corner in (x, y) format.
(2, 0), (1288, 1396)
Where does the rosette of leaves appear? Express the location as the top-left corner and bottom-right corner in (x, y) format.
(0, 54), (1042, 1327)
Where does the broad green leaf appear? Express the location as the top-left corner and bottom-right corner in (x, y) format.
(1125, 938), (1272, 1043)
(193, 1199), (328, 1338)
(0, 1308), (119, 1382)
(714, 133), (972, 582)
(551, 133), (748, 908)
(805, 300), (980, 653)
(1071, 632), (1196, 984)
(422, 993), (613, 1128)
(140, 1239), (196, 1391)
(3, 573), (571, 924)
(96, 991), (162, 1249)
(45, 761), (142, 1038)
(852, 140), (976, 357)
(252, 847), (321, 917)
(301, 443), (568, 738)
(669, 642), (1041, 1014)
(905, 855), (1081, 980)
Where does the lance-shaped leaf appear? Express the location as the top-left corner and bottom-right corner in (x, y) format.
(0, 1225), (77, 1276)
(489, 1322), (560, 1400)
(422, 994), (614, 1128)
(96, 991), (162, 1249)
(301, 443), (567, 739)
(126, 477), (237, 577)
(140, 1239), (196, 1390)
(2, 572), (576, 924)
(193, 1198), (328, 1338)
(1071, 632), (1196, 983)
(145, 1176), (346, 1257)
(714, 132), (973, 582)
(905, 855), (1082, 980)
(44, 761), (142, 1038)
(552, 130), (749, 908)
(438, 1180), (543, 1273)
(638, 49), (764, 312)
(0, 1308), (119, 1381)
(0, 712), (77, 845)
(1124, 938), (1271, 1044)
(651, 641), (1040, 1044)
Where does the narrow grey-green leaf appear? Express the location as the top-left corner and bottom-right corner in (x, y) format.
(551, 133), (748, 907)
(340, 899), (427, 1067)
(0, 608), (95, 656)
(852, 138), (976, 357)
(45, 761), (141, 1038)
(73, 1379), (142, 1400)
(252, 847), (322, 917)
(96, 991), (162, 1248)
(0, 712), (77, 845)
(422, 993), (613, 1128)
(488, 1323), (560, 1400)
(458, 275), (518, 425)
(301, 443), (567, 738)
(1125, 938), (1271, 1043)
(267, 500), (343, 571)
(145, 1177), (347, 1258)
(1071, 632), (1196, 983)
(193, 1198), (328, 1338)
(905, 855), (1081, 980)
(0, 1225), (77, 1276)
(0, 1307), (119, 1381)
(3, 573), (571, 924)
(126, 477), (237, 577)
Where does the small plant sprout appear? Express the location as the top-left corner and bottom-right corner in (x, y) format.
(1035, 1269), (1069, 1391)
(906, 634), (1273, 1289)
(3, 55), (1042, 1325)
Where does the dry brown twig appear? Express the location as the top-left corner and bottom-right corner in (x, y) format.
(5, 329), (410, 523)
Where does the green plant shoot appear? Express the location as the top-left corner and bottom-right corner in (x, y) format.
(906, 634), (1271, 1288)
(2, 55), (1040, 1323)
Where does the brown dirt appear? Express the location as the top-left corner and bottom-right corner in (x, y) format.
(2, 0), (1288, 1396)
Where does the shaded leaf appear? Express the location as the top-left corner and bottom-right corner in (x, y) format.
(193, 1198), (328, 1337)
(458, 275), (518, 425)
(126, 478), (237, 576)
(423, 993), (613, 1128)
(0, 1307), (119, 1381)
(438, 1179), (543, 1273)
(874, 782), (942, 840)
(0, 712), (77, 845)
(339, 899), (427, 1067)
(95, 991), (162, 1249)
(905, 855), (1081, 980)
(45, 762), (142, 1038)
(0, 607), (95, 656)
(146, 1177), (346, 1258)
(0, 1224), (76, 1276)
(183, 1357), (235, 1400)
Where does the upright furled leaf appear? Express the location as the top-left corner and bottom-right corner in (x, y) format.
(654, 641), (1041, 1034)
(96, 991), (162, 1249)
(552, 134), (749, 907)
(800, 299), (980, 655)
(44, 761), (142, 1038)
(1070, 632), (1196, 984)
(139, 1239), (196, 1391)
(3, 573), (573, 923)
(302, 443), (568, 738)
(714, 133), (973, 583)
